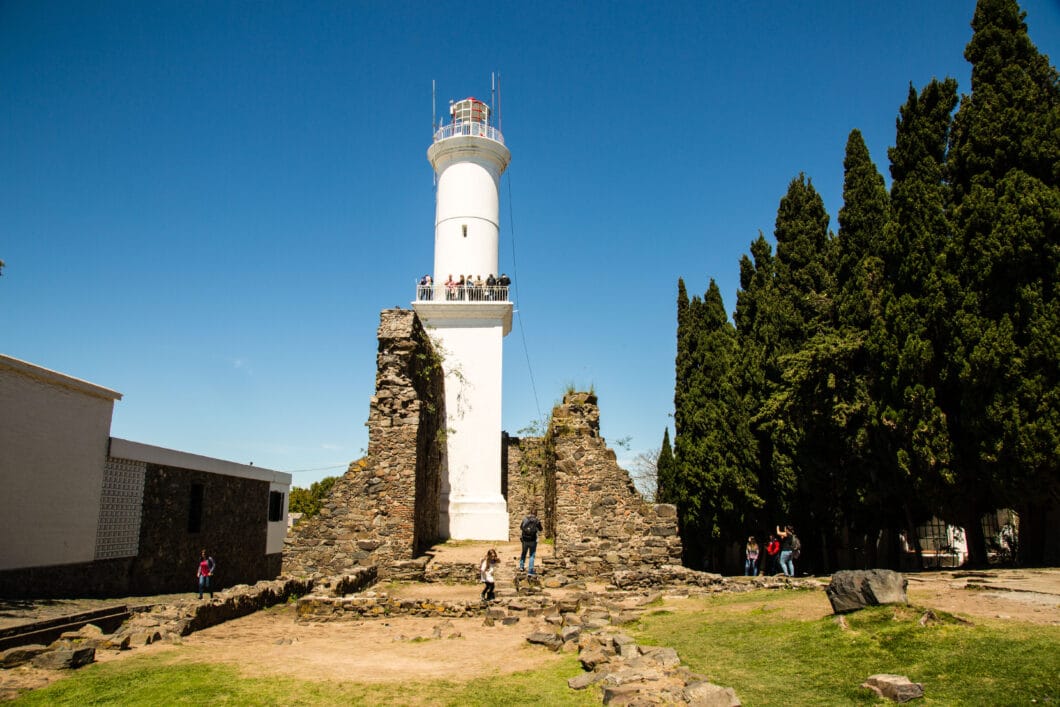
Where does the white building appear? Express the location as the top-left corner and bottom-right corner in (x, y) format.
(413, 96), (512, 540)
(0, 353), (291, 597)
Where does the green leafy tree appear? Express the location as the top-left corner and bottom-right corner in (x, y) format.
(289, 476), (339, 518)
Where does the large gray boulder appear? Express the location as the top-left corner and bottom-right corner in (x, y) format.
(826, 570), (908, 613)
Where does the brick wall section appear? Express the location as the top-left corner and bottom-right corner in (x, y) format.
(283, 309), (445, 577)
(545, 392), (682, 578)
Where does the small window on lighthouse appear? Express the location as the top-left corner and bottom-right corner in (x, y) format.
(462, 224), (468, 238)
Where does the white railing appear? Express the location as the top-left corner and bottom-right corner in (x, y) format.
(433, 121), (505, 145)
(415, 284), (510, 303)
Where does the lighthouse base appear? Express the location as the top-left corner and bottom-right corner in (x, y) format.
(442, 493), (510, 541)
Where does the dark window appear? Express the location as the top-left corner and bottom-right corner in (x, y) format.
(268, 491), (285, 522)
(188, 483), (204, 533)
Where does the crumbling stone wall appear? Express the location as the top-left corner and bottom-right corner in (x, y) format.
(504, 433), (549, 541)
(283, 309), (445, 577)
(549, 392), (681, 577)
(507, 392), (682, 578)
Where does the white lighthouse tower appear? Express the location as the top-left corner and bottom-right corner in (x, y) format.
(413, 96), (512, 540)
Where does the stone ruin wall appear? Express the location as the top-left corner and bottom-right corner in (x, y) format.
(283, 309), (445, 578)
(504, 434), (548, 541)
(283, 309), (678, 582)
(506, 392), (682, 579)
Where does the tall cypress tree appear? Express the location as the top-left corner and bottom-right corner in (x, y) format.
(655, 428), (676, 505)
(836, 130), (890, 331)
(815, 129), (895, 568)
(690, 281), (761, 569)
(946, 0), (1060, 564)
(670, 278), (705, 560)
(873, 78), (961, 566)
(759, 176), (836, 548)
(734, 234), (786, 528)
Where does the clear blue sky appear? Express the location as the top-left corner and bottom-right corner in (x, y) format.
(4, 1), (1059, 487)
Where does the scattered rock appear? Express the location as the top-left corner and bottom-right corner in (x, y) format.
(568, 670), (604, 690)
(683, 680), (742, 706)
(99, 633), (132, 651)
(0, 644), (48, 668)
(432, 620), (460, 639)
(826, 570), (908, 613)
(861, 674), (924, 703)
(31, 645), (95, 670)
(526, 631), (563, 651)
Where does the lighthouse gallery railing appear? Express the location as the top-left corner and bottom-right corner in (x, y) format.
(415, 284), (510, 302)
(433, 122), (505, 145)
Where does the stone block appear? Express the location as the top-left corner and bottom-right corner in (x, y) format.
(579, 648), (609, 670)
(0, 644), (47, 668)
(526, 631), (563, 651)
(683, 681), (742, 706)
(601, 683), (644, 704)
(568, 670), (603, 690)
(641, 646), (681, 668)
(560, 625), (581, 643)
(32, 646), (95, 670)
(861, 674), (924, 703)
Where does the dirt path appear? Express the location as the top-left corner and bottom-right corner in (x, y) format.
(2, 567), (1058, 700)
(904, 568), (1060, 625)
(169, 606), (559, 683)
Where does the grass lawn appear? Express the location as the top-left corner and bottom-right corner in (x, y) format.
(10, 653), (600, 706)
(632, 588), (1060, 706)
(11, 588), (1059, 705)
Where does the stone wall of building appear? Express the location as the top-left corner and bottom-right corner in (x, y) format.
(544, 392), (682, 578)
(131, 463), (276, 595)
(283, 309), (445, 577)
(0, 460), (279, 599)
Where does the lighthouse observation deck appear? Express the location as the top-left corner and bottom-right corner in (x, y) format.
(414, 283), (510, 303)
(433, 97), (505, 145)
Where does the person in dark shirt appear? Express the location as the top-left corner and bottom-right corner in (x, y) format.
(519, 509), (543, 576)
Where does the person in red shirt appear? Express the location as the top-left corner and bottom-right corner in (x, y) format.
(197, 549), (216, 599)
(765, 534), (781, 576)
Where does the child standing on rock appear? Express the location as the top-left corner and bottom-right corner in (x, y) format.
(479, 548), (499, 603)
